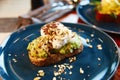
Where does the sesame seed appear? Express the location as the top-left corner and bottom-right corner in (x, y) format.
(69, 71), (72, 75)
(69, 65), (73, 69)
(83, 78), (86, 80)
(91, 34), (94, 37)
(80, 68), (84, 74)
(86, 38), (90, 43)
(87, 66), (90, 68)
(38, 70), (45, 77)
(89, 45), (93, 48)
(54, 71), (60, 76)
(8, 54), (11, 56)
(98, 57), (101, 61)
(88, 74), (90, 77)
(97, 44), (102, 50)
(33, 77), (41, 80)
(15, 55), (17, 57)
(12, 58), (17, 62)
(54, 65), (57, 68)
(37, 74), (39, 76)
(64, 71), (67, 74)
(69, 56), (76, 63)
(38, 70), (44, 73)
(53, 77), (57, 80)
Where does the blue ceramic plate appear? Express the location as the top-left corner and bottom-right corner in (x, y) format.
(76, 2), (120, 34)
(0, 23), (119, 80)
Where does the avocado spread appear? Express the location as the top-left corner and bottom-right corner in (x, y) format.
(27, 22), (82, 58)
(27, 34), (81, 58)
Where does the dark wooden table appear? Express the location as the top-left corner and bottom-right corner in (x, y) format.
(0, 18), (18, 32)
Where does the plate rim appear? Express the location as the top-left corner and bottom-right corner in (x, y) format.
(0, 22), (120, 80)
(76, 4), (120, 34)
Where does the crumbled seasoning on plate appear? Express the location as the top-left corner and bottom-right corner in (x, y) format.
(97, 57), (101, 61)
(88, 74), (90, 77)
(86, 38), (90, 43)
(8, 54), (11, 56)
(88, 45), (93, 48)
(90, 34), (94, 37)
(54, 63), (73, 76)
(97, 44), (102, 50)
(69, 71), (72, 75)
(33, 77), (41, 80)
(69, 56), (76, 63)
(83, 78), (86, 80)
(38, 70), (45, 77)
(80, 68), (84, 74)
(52, 77), (57, 80)
(12, 58), (17, 63)
(87, 66), (90, 68)
(15, 55), (17, 57)
(34, 70), (45, 80)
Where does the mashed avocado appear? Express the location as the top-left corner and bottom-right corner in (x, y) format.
(59, 34), (81, 54)
(27, 33), (82, 58)
(27, 36), (49, 58)
(27, 21), (82, 58)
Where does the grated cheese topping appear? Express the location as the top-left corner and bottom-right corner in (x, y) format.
(41, 22), (82, 49)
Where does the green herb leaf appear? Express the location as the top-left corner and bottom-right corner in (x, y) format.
(110, 13), (117, 19)
(90, 0), (101, 5)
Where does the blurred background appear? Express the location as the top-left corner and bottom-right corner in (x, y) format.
(0, 0), (56, 18)
(0, 0), (31, 18)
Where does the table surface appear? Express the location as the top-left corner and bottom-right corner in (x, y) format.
(0, 11), (120, 80)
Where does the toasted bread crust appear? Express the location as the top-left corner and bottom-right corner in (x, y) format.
(28, 44), (83, 66)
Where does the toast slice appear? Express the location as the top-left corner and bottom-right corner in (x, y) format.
(27, 22), (83, 66)
(28, 44), (83, 66)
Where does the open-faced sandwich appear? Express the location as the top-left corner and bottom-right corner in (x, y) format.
(27, 22), (83, 66)
(93, 0), (120, 23)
